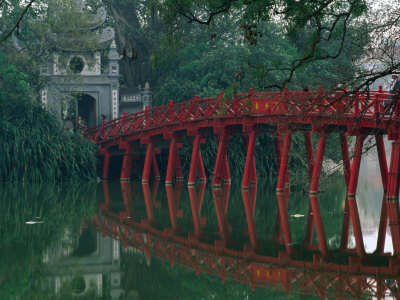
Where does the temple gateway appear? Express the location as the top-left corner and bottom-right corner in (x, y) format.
(36, 7), (151, 129)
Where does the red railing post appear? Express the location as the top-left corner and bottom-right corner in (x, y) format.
(122, 111), (127, 133)
(395, 89), (400, 122)
(354, 87), (360, 117)
(144, 105), (149, 128)
(168, 100), (173, 123)
(193, 95), (199, 119)
(283, 87), (288, 113)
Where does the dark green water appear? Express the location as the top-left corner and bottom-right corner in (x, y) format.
(0, 155), (389, 299)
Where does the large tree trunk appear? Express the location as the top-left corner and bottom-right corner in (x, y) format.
(103, 0), (159, 88)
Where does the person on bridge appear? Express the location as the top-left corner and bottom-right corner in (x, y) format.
(76, 115), (86, 134)
(100, 114), (106, 126)
(384, 74), (400, 112)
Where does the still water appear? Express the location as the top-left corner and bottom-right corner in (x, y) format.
(0, 151), (393, 300)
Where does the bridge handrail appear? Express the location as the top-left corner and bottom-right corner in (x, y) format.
(88, 88), (396, 142)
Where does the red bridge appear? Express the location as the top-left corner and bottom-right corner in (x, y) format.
(88, 87), (400, 262)
(94, 181), (400, 299)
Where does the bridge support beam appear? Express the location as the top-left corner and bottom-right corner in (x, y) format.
(174, 152), (183, 181)
(272, 131), (287, 245)
(243, 129), (258, 189)
(101, 148), (113, 180)
(346, 133), (366, 257)
(386, 139), (400, 254)
(198, 152), (207, 182)
(142, 141), (154, 183)
(120, 143), (135, 181)
(152, 154), (160, 180)
(213, 129), (231, 188)
(276, 130), (293, 255)
(188, 134), (207, 185)
(303, 132), (315, 248)
(376, 135), (389, 254)
(166, 135), (182, 184)
(339, 132), (352, 251)
(309, 130), (329, 257)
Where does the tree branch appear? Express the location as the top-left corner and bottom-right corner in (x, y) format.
(0, 0), (36, 44)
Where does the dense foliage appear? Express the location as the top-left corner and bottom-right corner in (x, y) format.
(0, 52), (98, 182)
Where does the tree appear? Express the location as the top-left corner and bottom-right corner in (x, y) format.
(149, 0), (400, 94)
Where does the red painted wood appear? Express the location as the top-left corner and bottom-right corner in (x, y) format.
(142, 141), (154, 182)
(376, 135), (389, 254)
(346, 134), (366, 257)
(276, 130), (293, 255)
(309, 130), (329, 257)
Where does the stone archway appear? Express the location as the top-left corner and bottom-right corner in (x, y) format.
(77, 94), (96, 129)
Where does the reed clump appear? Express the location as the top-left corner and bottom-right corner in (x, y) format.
(0, 52), (98, 182)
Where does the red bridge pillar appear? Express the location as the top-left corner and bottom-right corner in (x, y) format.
(100, 148), (113, 180)
(142, 139), (155, 183)
(213, 129), (231, 188)
(303, 132), (315, 249)
(165, 134), (183, 184)
(120, 142), (136, 181)
(375, 135), (389, 254)
(386, 139), (400, 254)
(188, 133), (207, 185)
(243, 128), (258, 189)
(276, 129), (293, 255)
(346, 133), (366, 257)
(339, 132), (352, 251)
(309, 130), (329, 257)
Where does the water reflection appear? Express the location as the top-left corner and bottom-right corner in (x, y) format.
(2, 172), (400, 299)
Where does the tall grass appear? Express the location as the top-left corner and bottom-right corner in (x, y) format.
(0, 99), (98, 182)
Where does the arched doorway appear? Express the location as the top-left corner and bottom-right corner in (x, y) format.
(77, 94), (96, 129)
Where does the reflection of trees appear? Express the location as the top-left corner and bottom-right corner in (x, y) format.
(0, 182), (98, 299)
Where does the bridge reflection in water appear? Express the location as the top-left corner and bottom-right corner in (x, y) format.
(94, 179), (400, 300)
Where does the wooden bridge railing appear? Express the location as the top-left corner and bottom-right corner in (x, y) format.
(88, 87), (397, 142)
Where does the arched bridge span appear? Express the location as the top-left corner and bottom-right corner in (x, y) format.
(88, 87), (400, 262)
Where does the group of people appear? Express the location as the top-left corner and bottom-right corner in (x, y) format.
(63, 115), (106, 134)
